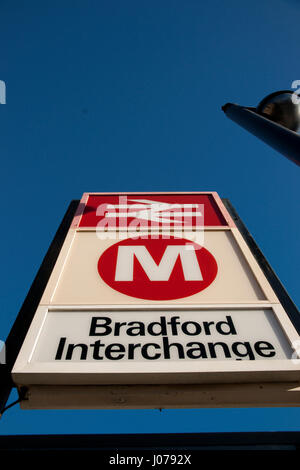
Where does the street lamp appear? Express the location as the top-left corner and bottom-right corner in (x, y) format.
(222, 90), (300, 166)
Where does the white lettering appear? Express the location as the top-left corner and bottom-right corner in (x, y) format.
(115, 245), (203, 281)
(0, 80), (6, 104)
(291, 80), (300, 105)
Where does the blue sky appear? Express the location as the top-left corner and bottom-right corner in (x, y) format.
(0, 0), (299, 434)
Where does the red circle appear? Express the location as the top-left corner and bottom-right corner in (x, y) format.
(98, 236), (218, 301)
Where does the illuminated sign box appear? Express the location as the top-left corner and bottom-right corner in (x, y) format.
(11, 192), (300, 409)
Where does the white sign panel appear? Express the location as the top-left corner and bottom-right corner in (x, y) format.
(34, 308), (292, 363)
(12, 305), (300, 386)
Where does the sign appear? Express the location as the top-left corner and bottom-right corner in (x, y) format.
(11, 192), (300, 409)
(24, 307), (293, 367)
(36, 230), (270, 305)
(76, 193), (229, 229)
(98, 236), (218, 300)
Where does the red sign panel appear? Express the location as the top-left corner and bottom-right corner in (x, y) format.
(98, 236), (218, 301)
(78, 193), (228, 228)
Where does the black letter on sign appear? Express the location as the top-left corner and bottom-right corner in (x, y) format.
(163, 337), (185, 359)
(255, 341), (276, 358)
(208, 342), (231, 359)
(66, 343), (88, 360)
(55, 337), (66, 360)
(141, 343), (161, 360)
(216, 316), (237, 335)
(232, 341), (255, 360)
(105, 343), (125, 360)
(186, 342), (207, 359)
(90, 317), (112, 336)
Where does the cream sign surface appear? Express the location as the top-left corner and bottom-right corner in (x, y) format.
(40, 230), (267, 305)
(11, 192), (300, 408)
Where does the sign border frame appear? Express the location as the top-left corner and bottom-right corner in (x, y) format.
(2, 193), (300, 410)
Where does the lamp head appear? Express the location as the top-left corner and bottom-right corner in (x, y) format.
(256, 90), (300, 132)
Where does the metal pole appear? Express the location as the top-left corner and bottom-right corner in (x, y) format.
(222, 103), (300, 166)
(0, 200), (79, 415)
